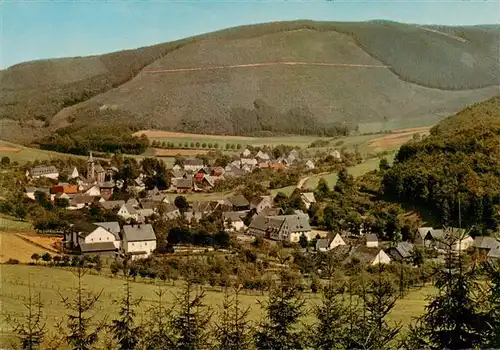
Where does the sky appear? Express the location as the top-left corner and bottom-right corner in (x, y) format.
(1, 0), (499, 69)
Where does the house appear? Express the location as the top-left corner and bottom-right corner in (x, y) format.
(100, 200), (125, 211)
(250, 196), (273, 214)
(211, 167), (225, 177)
(331, 150), (341, 160)
(126, 198), (139, 207)
(66, 223), (120, 256)
(371, 249), (392, 265)
(68, 195), (94, 210)
(247, 214), (311, 242)
(256, 151), (270, 161)
(172, 164), (182, 171)
(26, 165), (59, 180)
(147, 194), (170, 204)
(366, 234), (379, 248)
(132, 177), (146, 193)
(225, 195), (250, 211)
(117, 204), (139, 221)
(94, 221), (121, 239)
(175, 178), (193, 193)
(183, 158), (204, 172)
(440, 228), (474, 251)
(223, 212), (246, 232)
(122, 224), (157, 259)
(305, 160), (315, 170)
(170, 170), (187, 179)
(62, 166), (80, 179)
(300, 192), (316, 209)
(473, 236), (500, 252)
(387, 242), (415, 262)
(414, 227), (443, 247)
(137, 208), (156, 221)
(84, 185), (101, 197)
(99, 182), (115, 200)
(316, 233), (346, 252)
(24, 187), (50, 200)
(487, 243), (500, 260)
(242, 149), (252, 158)
(353, 246), (392, 265)
(161, 203), (181, 220)
(50, 184), (78, 195)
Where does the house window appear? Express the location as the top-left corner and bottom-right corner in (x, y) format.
(91, 238), (94, 242)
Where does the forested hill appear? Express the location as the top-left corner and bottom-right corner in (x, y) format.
(1, 20), (499, 143)
(382, 95), (500, 235)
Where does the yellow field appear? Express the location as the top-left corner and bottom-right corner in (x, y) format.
(0, 232), (54, 263)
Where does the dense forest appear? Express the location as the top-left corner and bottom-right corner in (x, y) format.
(37, 123), (149, 156)
(382, 95), (500, 235)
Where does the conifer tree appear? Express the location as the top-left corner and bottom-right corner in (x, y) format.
(346, 266), (401, 349)
(110, 276), (142, 350)
(254, 273), (305, 349)
(141, 286), (175, 349)
(214, 286), (252, 350)
(58, 266), (105, 350)
(404, 232), (487, 349)
(171, 280), (212, 349)
(481, 261), (500, 348)
(308, 282), (348, 350)
(5, 282), (46, 350)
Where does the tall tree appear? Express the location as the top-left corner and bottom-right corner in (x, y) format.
(58, 267), (105, 350)
(5, 282), (46, 349)
(214, 286), (252, 350)
(254, 274), (305, 349)
(171, 280), (212, 349)
(405, 236), (487, 349)
(110, 275), (142, 350)
(141, 286), (175, 349)
(308, 282), (348, 350)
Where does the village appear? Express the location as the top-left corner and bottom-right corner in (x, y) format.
(20, 147), (500, 265)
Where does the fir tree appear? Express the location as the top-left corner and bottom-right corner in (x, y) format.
(110, 276), (142, 350)
(254, 274), (305, 349)
(171, 280), (212, 349)
(5, 282), (46, 350)
(347, 267), (401, 349)
(141, 286), (175, 350)
(58, 266), (105, 350)
(405, 233), (487, 349)
(308, 282), (348, 350)
(214, 286), (252, 350)
(481, 260), (500, 348)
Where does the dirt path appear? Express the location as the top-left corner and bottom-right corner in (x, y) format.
(297, 172), (328, 190)
(142, 61), (390, 74)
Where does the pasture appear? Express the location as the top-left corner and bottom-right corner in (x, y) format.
(303, 152), (396, 190)
(0, 264), (432, 348)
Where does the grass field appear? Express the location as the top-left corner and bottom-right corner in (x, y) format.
(304, 153), (396, 190)
(0, 264), (433, 348)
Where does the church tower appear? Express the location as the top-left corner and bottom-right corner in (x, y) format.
(87, 151), (95, 181)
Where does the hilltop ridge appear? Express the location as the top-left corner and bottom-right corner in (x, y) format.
(0, 20), (498, 143)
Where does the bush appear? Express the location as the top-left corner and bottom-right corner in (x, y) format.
(6, 258), (20, 264)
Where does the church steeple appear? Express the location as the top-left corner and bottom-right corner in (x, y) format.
(87, 151), (95, 181)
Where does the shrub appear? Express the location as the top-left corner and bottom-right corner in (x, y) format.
(6, 258), (20, 264)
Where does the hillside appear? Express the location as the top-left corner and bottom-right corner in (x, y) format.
(1, 20), (499, 143)
(382, 95), (500, 235)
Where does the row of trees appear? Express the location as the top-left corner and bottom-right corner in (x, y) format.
(151, 140), (245, 151)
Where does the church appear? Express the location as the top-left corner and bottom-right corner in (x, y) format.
(86, 152), (106, 184)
